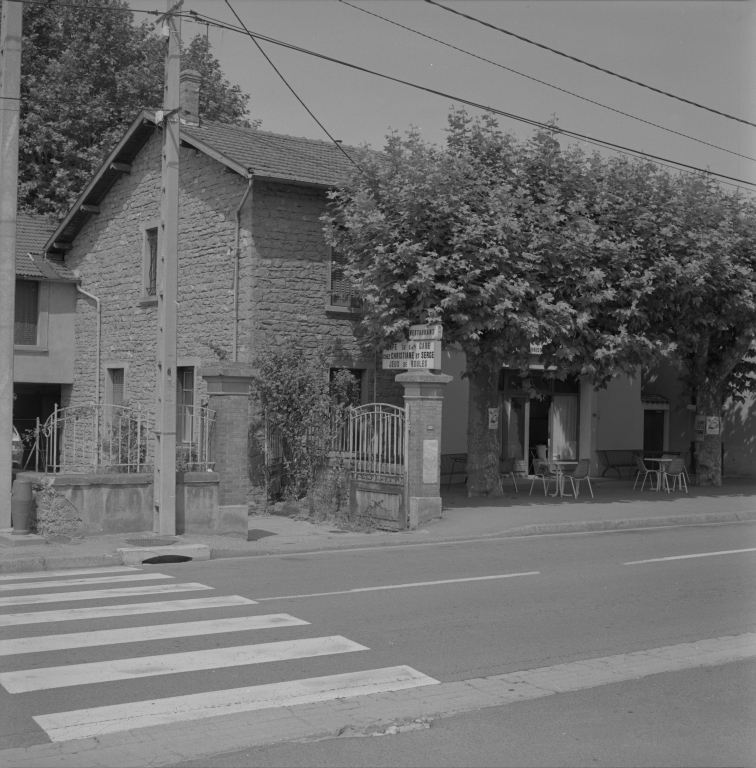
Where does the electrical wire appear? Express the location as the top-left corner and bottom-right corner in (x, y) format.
(337, 0), (755, 164)
(181, 10), (756, 191)
(223, 0), (363, 173)
(424, 0), (756, 130)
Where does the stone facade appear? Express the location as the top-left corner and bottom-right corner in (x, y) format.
(64, 132), (402, 416)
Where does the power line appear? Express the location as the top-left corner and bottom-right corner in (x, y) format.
(181, 10), (756, 191)
(222, 0), (363, 172)
(424, 0), (756, 130)
(337, 0), (755, 164)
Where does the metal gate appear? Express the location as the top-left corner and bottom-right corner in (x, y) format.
(337, 403), (408, 530)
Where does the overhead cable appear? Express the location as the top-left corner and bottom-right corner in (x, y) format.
(424, 0), (756, 130)
(182, 10), (756, 190)
(337, 0), (754, 163)
(223, 0), (363, 172)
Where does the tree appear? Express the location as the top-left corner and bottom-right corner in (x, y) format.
(325, 111), (667, 496)
(4, 0), (253, 217)
(633, 172), (756, 485)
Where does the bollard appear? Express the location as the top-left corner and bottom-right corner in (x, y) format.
(11, 478), (32, 535)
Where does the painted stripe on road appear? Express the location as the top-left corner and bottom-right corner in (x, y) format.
(0, 614), (310, 656)
(0, 573), (171, 592)
(0, 582), (212, 608)
(0, 595), (256, 627)
(0, 567), (140, 581)
(256, 571), (540, 601)
(1, 636), (368, 693)
(625, 547), (756, 564)
(34, 665), (439, 742)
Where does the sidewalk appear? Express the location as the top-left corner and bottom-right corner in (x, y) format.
(1, 477), (755, 573)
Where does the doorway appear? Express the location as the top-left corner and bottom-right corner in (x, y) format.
(643, 410), (665, 453)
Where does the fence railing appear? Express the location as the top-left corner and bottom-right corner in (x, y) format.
(24, 403), (215, 474)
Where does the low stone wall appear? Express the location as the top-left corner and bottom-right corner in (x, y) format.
(18, 472), (240, 536)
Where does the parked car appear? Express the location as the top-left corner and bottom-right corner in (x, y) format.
(12, 426), (23, 468)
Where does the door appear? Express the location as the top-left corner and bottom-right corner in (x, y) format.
(643, 410), (665, 453)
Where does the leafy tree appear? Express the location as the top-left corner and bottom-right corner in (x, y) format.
(4, 0), (253, 217)
(324, 111), (674, 496)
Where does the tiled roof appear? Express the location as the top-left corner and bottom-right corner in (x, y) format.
(16, 213), (76, 281)
(641, 394), (669, 405)
(182, 122), (363, 187)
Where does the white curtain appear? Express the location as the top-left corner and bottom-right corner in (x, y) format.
(551, 395), (578, 460)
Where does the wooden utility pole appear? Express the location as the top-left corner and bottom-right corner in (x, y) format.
(154, 0), (182, 535)
(0, 0), (22, 526)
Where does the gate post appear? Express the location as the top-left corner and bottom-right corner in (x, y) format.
(396, 371), (452, 529)
(199, 363), (255, 536)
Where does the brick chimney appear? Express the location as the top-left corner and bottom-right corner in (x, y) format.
(180, 69), (201, 126)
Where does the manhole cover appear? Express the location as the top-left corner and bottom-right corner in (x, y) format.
(125, 538), (176, 547)
(248, 529), (278, 542)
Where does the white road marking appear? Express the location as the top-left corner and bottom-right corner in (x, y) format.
(625, 547), (756, 564)
(0, 582), (212, 608)
(34, 665), (439, 742)
(255, 571), (540, 601)
(1, 636), (368, 693)
(0, 595), (256, 627)
(0, 573), (171, 592)
(0, 567), (140, 581)
(0, 614), (309, 656)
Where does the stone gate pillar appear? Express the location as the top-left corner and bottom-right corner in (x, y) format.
(396, 370), (452, 529)
(199, 363), (256, 536)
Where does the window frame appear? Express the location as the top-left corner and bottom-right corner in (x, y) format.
(14, 279), (49, 352)
(138, 221), (160, 305)
(326, 246), (363, 315)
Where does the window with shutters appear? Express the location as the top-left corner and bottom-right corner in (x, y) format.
(14, 281), (39, 345)
(139, 223), (159, 304)
(327, 248), (362, 311)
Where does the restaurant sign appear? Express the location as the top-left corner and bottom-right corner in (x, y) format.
(382, 339), (441, 370)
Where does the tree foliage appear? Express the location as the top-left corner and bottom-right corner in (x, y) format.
(324, 110), (756, 491)
(5, 0), (253, 217)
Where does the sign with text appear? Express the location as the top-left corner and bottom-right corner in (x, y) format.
(382, 340), (441, 370)
(694, 415), (706, 441)
(408, 324), (443, 341)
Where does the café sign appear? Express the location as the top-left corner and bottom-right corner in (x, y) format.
(382, 324), (443, 370)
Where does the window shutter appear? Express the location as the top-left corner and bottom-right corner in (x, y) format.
(330, 250), (349, 305)
(14, 281), (39, 345)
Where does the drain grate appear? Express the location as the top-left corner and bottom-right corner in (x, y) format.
(125, 538), (177, 547)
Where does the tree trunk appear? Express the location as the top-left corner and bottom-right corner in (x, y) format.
(694, 384), (724, 486)
(466, 358), (503, 497)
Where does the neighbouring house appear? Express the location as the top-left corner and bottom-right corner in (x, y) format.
(13, 212), (79, 471)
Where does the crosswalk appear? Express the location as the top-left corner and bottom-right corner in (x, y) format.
(0, 565), (439, 744)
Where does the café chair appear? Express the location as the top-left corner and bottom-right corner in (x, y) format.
(565, 458), (594, 499)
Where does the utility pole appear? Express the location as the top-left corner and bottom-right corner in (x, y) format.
(0, 0), (22, 527)
(154, 0), (182, 535)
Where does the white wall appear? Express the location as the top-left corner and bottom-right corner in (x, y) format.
(441, 347), (468, 454)
(596, 373), (644, 450)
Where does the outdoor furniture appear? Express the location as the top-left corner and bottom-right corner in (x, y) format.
(550, 460), (579, 497)
(597, 450), (641, 478)
(633, 455), (660, 491)
(565, 458), (594, 499)
(530, 460), (557, 497)
(441, 453), (467, 490)
(661, 457), (688, 493)
(499, 457), (518, 492)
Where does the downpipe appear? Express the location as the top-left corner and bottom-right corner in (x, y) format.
(76, 286), (101, 454)
(233, 174), (254, 362)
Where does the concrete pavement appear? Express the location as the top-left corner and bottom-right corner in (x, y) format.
(1, 477), (755, 573)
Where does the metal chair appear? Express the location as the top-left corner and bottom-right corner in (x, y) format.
(530, 460), (557, 496)
(565, 458), (594, 499)
(633, 455), (660, 491)
(662, 457), (688, 493)
(499, 457), (518, 492)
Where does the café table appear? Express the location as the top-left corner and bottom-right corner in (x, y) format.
(550, 460), (579, 497)
(643, 457), (676, 491)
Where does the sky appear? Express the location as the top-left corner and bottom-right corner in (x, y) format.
(129, 0), (756, 191)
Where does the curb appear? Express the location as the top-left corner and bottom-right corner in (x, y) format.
(2, 510), (754, 573)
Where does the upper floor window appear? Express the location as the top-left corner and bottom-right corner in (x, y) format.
(328, 248), (362, 310)
(146, 227), (158, 296)
(14, 280), (39, 345)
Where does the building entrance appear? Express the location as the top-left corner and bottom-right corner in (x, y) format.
(498, 370), (580, 474)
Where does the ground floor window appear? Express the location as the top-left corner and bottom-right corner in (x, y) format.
(176, 367), (195, 443)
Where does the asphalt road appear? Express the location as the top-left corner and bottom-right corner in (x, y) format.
(1, 521), (755, 765)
